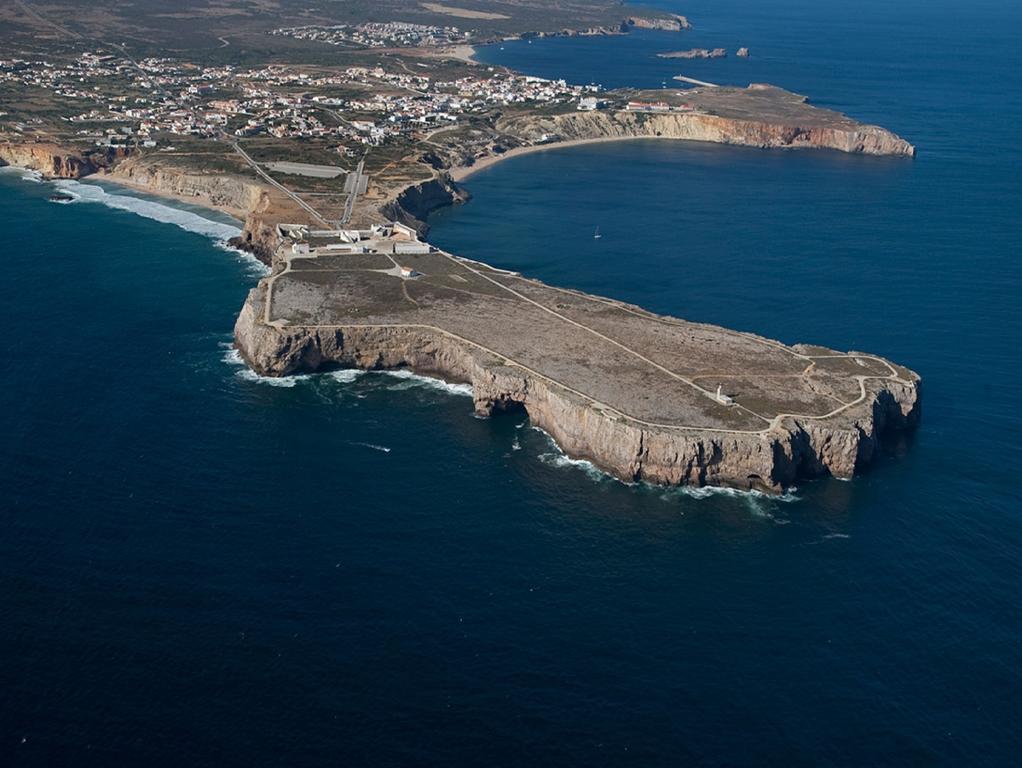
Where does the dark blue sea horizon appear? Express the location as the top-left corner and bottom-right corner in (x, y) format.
(3, 0), (1021, 764)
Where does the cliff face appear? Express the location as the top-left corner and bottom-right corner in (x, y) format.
(234, 291), (920, 493)
(105, 157), (267, 217)
(101, 156), (281, 263)
(503, 108), (916, 157)
(0, 142), (112, 178)
(380, 176), (469, 234)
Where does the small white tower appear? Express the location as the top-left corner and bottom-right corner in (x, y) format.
(715, 385), (734, 406)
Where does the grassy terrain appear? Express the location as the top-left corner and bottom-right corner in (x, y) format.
(1, 0), (684, 59)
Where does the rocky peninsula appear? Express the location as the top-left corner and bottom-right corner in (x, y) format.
(234, 241), (920, 493)
(1, 81), (921, 492)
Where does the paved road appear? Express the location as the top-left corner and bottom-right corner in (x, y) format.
(260, 247), (907, 435)
(340, 156), (366, 225)
(228, 138), (332, 228)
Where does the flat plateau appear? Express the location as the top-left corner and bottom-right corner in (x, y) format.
(236, 239), (921, 492)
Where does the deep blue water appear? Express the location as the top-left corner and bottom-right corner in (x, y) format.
(3, 0), (1022, 764)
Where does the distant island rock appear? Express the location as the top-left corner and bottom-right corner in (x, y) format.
(657, 48), (727, 59)
(623, 14), (691, 32)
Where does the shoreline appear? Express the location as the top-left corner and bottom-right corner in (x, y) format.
(449, 136), (668, 181)
(438, 44), (478, 64)
(94, 171), (247, 224)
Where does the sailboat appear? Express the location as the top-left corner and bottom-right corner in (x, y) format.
(593, 226), (602, 240)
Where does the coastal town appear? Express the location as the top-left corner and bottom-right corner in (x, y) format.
(270, 21), (472, 49)
(0, 46), (606, 150)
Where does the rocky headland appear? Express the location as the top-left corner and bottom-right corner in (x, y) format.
(0, 142), (119, 178)
(233, 247), (921, 493)
(497, 86), (916, 160)
(2, 82), (922, 493)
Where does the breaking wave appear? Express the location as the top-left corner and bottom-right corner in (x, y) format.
(667, 485), (801, 504)
(216, 240), (270, 276)
(531, 425), (801, 506)
(0, 165), (43, 183)
(234, 368), (311, 387)
(377, 369), (473, 397)
(537, 450), (611, 483)
(52, 180), (266, 274)
(223, 346), (310, 387)
(328, 369), (364, 384)
(531, 426), (621, 484)
(51, 179), (242, 242)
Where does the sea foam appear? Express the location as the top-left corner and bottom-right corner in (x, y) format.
(223, 346), (310, 386)
(52, 179), (242, 242)
(531, 425), (801, 506)
(377, 368), (474, 397)
(0, 165), (43, 183)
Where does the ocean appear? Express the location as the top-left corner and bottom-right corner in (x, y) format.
(2, 0), (1021, 764)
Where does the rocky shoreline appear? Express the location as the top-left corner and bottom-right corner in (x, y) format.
(1, 86), (923, 493)
(234, 285), (921, 493)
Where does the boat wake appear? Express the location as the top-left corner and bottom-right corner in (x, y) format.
(348, 441), (392, 453)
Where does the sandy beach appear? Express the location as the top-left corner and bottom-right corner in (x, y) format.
(449, 135), (664, 182)
(95, 170), (248, 223)
(436, 44), (478, 64)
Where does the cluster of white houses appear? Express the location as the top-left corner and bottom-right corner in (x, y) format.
(270, 22), (470, 48)
(3, 47), (609, 148)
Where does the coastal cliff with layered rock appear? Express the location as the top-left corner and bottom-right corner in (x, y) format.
(380, 175), (469, 235)
(101, 156), (281, 264)
(234, 291), (921, 492)
(104, 157), (268, 219)
(0, 142), (119, 178)
(502, 13), (691, 40)
(499, 92), (916, 157)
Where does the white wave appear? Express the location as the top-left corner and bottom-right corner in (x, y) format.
(0, 165), (44, 183)
(537, 451), (611, 483)
(530, 425), (801, 503)
(52, 179), (242, 242)
(216, 240), (270, 276)
(377, 368), (473, 397)
(222, 347), (244, 366)
(234, 367), (310, 387)
(328, 369), (364, 383)
(512, 435), (522, 451)
(530, 425), (620, 483)
(666, 484), (800, 503)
